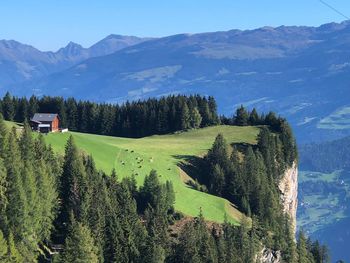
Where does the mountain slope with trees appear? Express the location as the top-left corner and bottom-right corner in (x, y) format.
(0, 114), (329, 262)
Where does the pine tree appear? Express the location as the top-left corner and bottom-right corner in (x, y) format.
(36, 158), (58, 241)
(5, 129), (28, 241)
(61, 222), (99, 263)
(210, 164), (225, 195)
(198, 98), (211, 127)
(0, 157), (7, 231)
(235, 105), (249, 126)
(59, 136), (88, 239)
(0, 114), (8, 158)
(297, 231), (314, 263)
(190, 107), (202, 129)
(2, 92), (14, 121)
(208, 96), (219, 125)
(0, 230), (7, 261)
(143, 237), (165, 263)
(180, 103), (191, 130)
(7, 232), (22, 263)
(28, 95), (39, 119)
(19, 123), (40, 239)
(248, 108), (260, 125)
(66, 98), (78, 130)
(206, 134), (229, 170)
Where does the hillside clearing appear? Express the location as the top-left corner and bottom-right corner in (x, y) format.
(44, 125), (259, 224)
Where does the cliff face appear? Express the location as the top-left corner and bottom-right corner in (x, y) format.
(278, 162), (298, 233)
(258, 248), (282, 263)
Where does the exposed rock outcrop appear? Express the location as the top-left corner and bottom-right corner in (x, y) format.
(278, 162), (298, 234)
(258, 248), (282, 263)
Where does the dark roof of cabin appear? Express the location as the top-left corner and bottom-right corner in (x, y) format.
(31, 113), (58, 122)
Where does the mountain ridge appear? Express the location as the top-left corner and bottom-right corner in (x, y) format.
(0, 34), (151, 89)
(2, 21), (350, 142)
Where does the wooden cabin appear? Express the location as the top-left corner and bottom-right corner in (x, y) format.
(30, 113), (60, 133)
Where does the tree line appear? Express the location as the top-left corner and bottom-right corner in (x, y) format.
(0, 92), (219, 137)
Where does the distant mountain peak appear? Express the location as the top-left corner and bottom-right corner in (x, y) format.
(65, 41), (83, 48)
(56, 41), (85, 57)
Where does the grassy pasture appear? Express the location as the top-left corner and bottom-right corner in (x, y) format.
(43, 125), (259, 224)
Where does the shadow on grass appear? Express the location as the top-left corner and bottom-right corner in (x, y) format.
(172, 154), (207, 187)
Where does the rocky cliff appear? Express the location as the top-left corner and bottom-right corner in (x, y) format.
(258, 248), (282, 263)
(278, 162), (298, 233)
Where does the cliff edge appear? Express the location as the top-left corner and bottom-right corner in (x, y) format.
(278, 162), (298, 234)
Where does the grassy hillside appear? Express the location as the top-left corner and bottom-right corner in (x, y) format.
(43, 125), (259, 224)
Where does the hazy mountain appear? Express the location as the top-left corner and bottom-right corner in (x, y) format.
(0, 35), (150, 89)
(13, 21), (350, 142)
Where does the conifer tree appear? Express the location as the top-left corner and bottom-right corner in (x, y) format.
(19, 123), (40, 240)
(297, 231), (314, 263)
(0, 230), (7, 261)
(66, 98), (78, 130)
(5, 129), (28, 241)
(206, 133), (230, 171)
(2, 92), (14, 121)
(7, 232), (22, 263)
(61, 221), (99, 263)
(0, 158), (7, 231)
(180, 103), (191, 130)
(59, 136), (88, 239)
(211, 164), (225, 195)
(0, 114), (8, 158)
(248, 108), (260, 125)
(28, 95), (39, 119)
(190, 107), (202, 129)
(36, 159), (58, 241)
(208, 96), (219, 125)
(235, 105), (249, 126)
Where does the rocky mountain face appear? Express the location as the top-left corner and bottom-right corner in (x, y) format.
(5, 21), (350, 143)
(279, 162), (298, 233)
(256, 162), (298, 263)
(0, 35), (149, 89)
(258, 248), (282, 263)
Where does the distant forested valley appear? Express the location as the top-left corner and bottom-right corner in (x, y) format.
(300, 136), (350, 172)
(298, 136), (350, 262)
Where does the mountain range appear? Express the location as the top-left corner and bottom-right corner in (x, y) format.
(2, 21), (350, 143)
(0, 35), (149, 88)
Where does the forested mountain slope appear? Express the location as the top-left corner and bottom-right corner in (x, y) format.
(298, 136), (350, 261)
(0, 94), (329, 262)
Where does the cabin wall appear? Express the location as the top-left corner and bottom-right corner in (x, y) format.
(51, 117), (59, 132)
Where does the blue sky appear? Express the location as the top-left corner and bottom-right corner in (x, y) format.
(1, 0), (349, 51)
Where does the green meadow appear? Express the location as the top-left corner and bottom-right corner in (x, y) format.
(43, 125), (259, 224)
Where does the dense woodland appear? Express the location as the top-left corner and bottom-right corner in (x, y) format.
(300, 135), (350, 172)
(0, 92), (219, 137)
(0, 93), (330, 262)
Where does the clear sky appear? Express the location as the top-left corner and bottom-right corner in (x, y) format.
(1, 0), (349, 51)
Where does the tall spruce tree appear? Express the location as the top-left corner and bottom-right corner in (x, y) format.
(61, 221), (99, 263)
(2, 92), (14, 121)
(0, 230), (7, 261)
(190, 107), (202, 129)
(0, 158), (7, 232)
(58, 136), (88, 239)
(235, 105), (249, 126)
(180, 103), (191, 130)
(5, 129), (28, 242)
